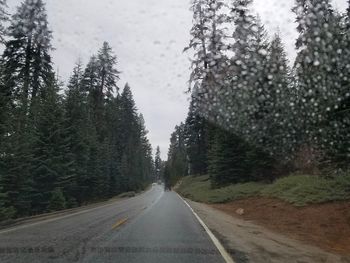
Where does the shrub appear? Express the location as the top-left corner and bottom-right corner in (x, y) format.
(49, 188), (67, 211)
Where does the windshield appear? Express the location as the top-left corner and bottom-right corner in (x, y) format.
(0, 0), (349, 262)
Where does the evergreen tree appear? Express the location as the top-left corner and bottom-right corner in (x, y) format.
(97, 42), (120, 101)
(185, 0), (211, 89)
(293, 0), (343, 151)
(185, 0), (229, 122)
(83, 42), (119, 137)
(206, 0), (229, 83)
(263, 33), (294, 157)
(48, 188), (66, 212)
(63, 61), (90, 205)
(104, 96), (121, 196)
(205, 0), (256, 131)
(154, 146), (162, 181)
(118, 84), (141, 190)
(230, 0), (254, 69)
(0, 0), (8, 44)
(0, 125), (34, 217)
(0, 0), (54, 217)
(0, 0), (154, 218)
(166, 124), (188, 187)
(31, 79), (72, 214)
(81, 43), (121, 199)
(137, 114), (154, 183)
(3, 0), (53, 110)
(0, 187), (15, 221)
(243, 17), (270, 140)
(184, 98), (208, 175)
(209, 127), (248, 187)
(325, 4), (350, 164)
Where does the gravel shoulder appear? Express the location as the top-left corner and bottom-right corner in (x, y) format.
(187, 199), (350, 263)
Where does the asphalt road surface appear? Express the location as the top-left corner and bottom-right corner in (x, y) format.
(0, 185), (226, 263)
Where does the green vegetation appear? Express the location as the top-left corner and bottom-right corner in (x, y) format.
(178, 174), (350, 206)
(262, 175), (350, 206)
(0, 0), (155, 220)
(48, 188), (67, 212)
(164, 0), (350, 197)
(177, 175), (266, 204)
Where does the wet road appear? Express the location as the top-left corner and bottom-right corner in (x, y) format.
(0, 185), (226, 262)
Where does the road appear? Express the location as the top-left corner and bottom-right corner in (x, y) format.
(0, 185), (226, 263)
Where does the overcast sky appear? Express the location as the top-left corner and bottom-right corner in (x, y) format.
(9, 0), (348, 159)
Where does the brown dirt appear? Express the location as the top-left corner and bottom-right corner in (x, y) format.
(211, 198), (350, 256)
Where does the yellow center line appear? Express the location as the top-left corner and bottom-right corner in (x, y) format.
(111, 218), (128, 230)
(111, 207), (147, 230)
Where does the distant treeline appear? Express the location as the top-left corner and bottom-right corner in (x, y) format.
(0, 0), (154, 220)
(164, 0), (350, 187)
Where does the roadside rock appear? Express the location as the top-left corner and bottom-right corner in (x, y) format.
(236, 208), (244, 216)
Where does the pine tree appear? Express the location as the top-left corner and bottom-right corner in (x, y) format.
(0, 125), (34, 217)
(244, 17), (270, 140)
(0, 0), (55, 216)
(263, 33), (294, 157)
(0, 0), (8, 44)
(80, 43), (121, 199)
(185, 0), (229, 122)
(0, 2), (11, 195)
(118, 84), (141, 190)
(48, 188), (66, 212)
(154, 146), (162, 181)
(184, 98), (208, 175)
(104, 96), (121, 196)
(212, 0), (256, 131)
(97, 42), (120, 101)
(185, 0), (211, 89)
(3, 0), (53, 110)
(63, 62), (90, 205)
(136, 114), (153, 184)
(0, 61), (11, 159)
(80, 56), (103, 199)
(0, 0), (164, 217)
(31, 78), (72, 214)
(206, 0), (229, 83)
(230, 0), (254, 65)
(165, 124), (188, 187)
(83, 42), (120, 138)
(208, 125), (274, 187)
(320, 3), (350, 164)
(293, 0), (343, 151)
(0, 186), (15, 221)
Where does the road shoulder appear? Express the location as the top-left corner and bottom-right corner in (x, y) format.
(187, 199), (350, 263)
(0, 187), (152, 232)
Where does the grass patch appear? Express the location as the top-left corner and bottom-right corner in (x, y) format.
(177, 175), (266, 204)
(177, 174), (350, 206)
(262, 174), (350, 206)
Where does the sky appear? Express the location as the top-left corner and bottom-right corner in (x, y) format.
(8, 0), (348, 159)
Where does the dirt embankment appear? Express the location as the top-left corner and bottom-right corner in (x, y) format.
(212, 198), (350, 256)
(189, 199), (350, 263)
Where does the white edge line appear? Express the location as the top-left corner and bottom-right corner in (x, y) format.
(177, 194), (235, 263)
(0, 187), (159, 234)
(0, 201), (118, 235)
(0, 186), (157, 235)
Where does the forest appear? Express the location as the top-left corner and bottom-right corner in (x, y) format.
(0, 0), (155, 220)
(164, 0), (350, 188)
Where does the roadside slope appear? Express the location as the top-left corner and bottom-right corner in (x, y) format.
(212, 198), (350, 256)
(188, 200), (350, 263)
(177, 175), (350, 259)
